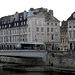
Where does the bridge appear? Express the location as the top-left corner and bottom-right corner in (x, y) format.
(0, 50), (47, 64)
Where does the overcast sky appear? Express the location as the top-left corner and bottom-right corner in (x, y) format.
(0, 0), (75, 21)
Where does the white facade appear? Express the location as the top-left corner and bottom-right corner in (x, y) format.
(68, 20), (75, 50)
(0, 8), (60, 50)
(27, 16), (60, 50)
(67, 12), (75, 50)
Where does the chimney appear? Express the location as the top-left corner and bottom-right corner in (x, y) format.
(24, 10), (27, 19)
(49, 10), (53, 16)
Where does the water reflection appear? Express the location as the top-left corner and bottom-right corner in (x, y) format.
(7, 71), (75, 75)
(0, 69), (75, 75)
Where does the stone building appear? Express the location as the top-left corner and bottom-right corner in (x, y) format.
(60, 21), (68, 51)
(0, 8), (60, 50)
(67, 12), (75, 50)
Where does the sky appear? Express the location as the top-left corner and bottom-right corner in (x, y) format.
(0, 0), (75, 21)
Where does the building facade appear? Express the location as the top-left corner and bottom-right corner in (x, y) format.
(60, 21), (68, 51)
(67, 12), (75, 50)
(0, 8), (60, 50)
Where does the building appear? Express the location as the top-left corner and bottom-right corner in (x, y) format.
(67, 12), (75, 50)
(0, 8), (60, 50)
(60, 21), (68, 51)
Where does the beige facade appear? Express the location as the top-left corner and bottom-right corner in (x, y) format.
(60, 21), (68, 51)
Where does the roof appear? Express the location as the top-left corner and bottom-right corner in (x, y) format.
(60, 21), (68, 31)
(27, 8), (60, 22)
(27, 9), (34, 17)
(67, 12), (75, 20)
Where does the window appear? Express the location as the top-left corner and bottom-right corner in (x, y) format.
(2, 20), (4, 24)
(73, 26), (75, 28)
(51, 34), (54, 40)
(4, 21), (5, 24)
(8, 20), (10, 23)
(14, 23), (16, 26)
(2, 25), (4, 28)
(37, 27), (39, 32)
(47, 23), (49, 25)
(20, 16), (22, 21)
(29, 28), (30, 32)
(69, 31), (72, 39)
(47, 27), (49, 32)
(41, 27), (43, 32)
(24, 21), (25, 25)
(61, 38), (64, 43)
(17, 22), (19, 26)
(55, 34), (58, 40)
(9, 24), (11, 27)
(74, 31), (75, 38)
(55, 28), (57, 32)
(23, 28), (25, 33)
(13, 18), (15, 21)
(51, 23), (53, 25)
(51, 28), (53, 32)
(5, 25), (7, 28)
(21, 22), (23, 25)
(24, 34), (27, 42)
(55, 23), (57, 25)
(20, 18), (22, 21)
(4, 31), (6, 35)
(69, 26), (72, 28)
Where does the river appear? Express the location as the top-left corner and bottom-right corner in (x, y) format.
(0, 70), (74, 75)
(0, 63), (74, 75)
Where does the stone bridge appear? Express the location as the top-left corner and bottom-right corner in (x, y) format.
(0, 50), (47, 65)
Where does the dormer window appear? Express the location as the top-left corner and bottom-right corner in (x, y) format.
(14, 23), (16, 26)
(20, 15), (23, 21)
(8, 20), (10, 23)
(73, 13), (75, 18)
(17, 22), (19, 26)
(9, 24), (11, 27)
(24, 21), (25, 25)
(5, 25), (7, 28)
(2, 20), (4, 24)
(4, 21), (5, 24)
(2, 25), (4, 28)
(21, 22), (23, 25)
(13, 18), (15, 21)
(20, 17), (22, 21)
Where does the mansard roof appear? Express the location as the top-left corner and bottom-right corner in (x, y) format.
(27, 7), (60, 22)
(0, 7), (60, 25)
(67, 12), (75, 20)
(0, 15), (11, 24)
(27, 9), (34, 17)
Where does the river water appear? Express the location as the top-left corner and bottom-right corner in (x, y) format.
(0, 63), (74, 75)
(0, 70), (74, 75)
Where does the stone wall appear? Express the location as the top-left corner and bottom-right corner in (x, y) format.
(0, 56), (45, 66)
(48, 51), (75, 68)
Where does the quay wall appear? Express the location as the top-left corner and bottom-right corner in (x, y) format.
(0, 50), (75, 68)
(48, 51), (75, 68)
(0, 56), (45, 66)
